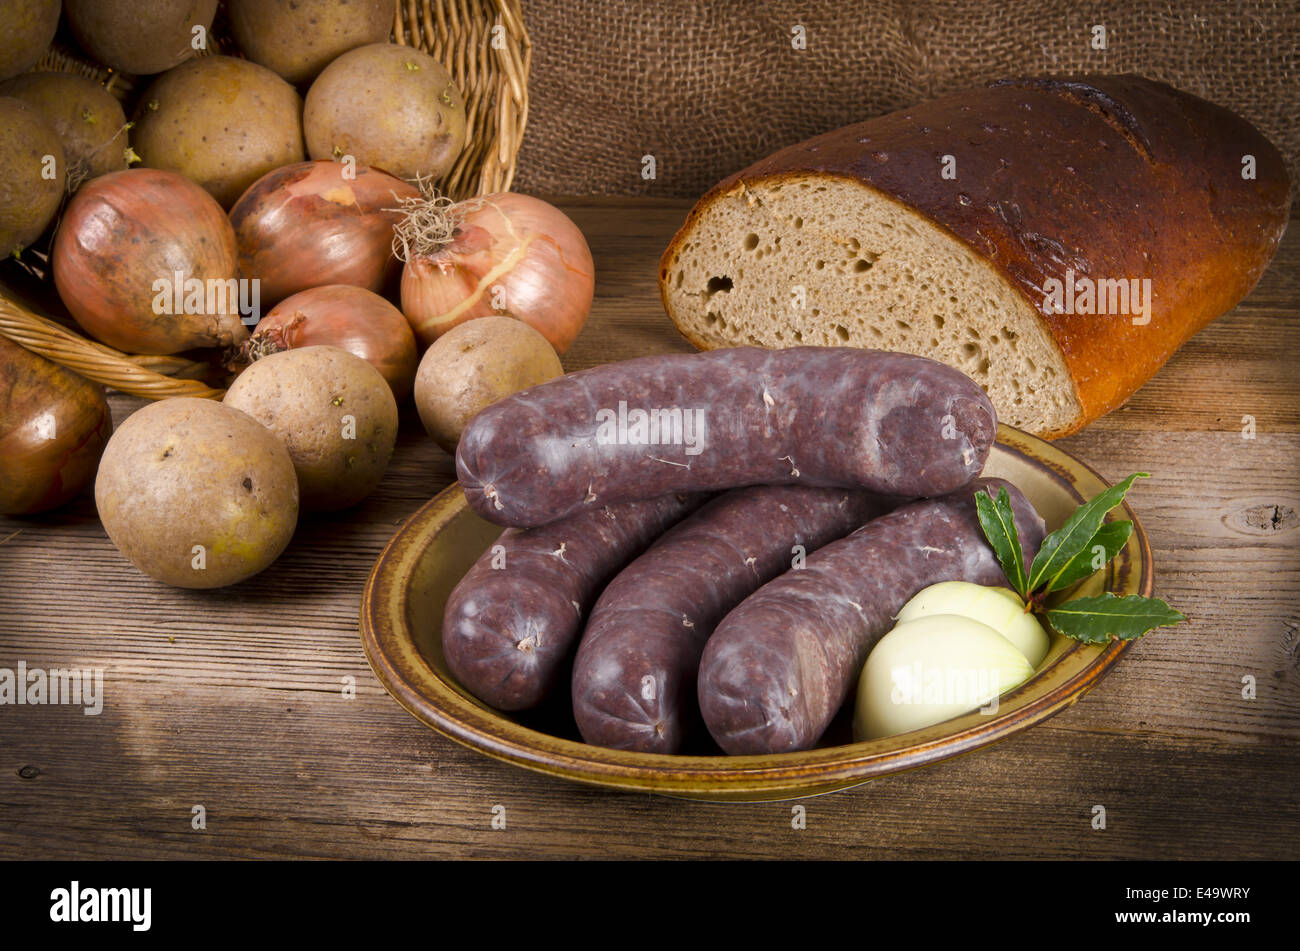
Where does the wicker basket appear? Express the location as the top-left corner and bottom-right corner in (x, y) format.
(0, 0), (530, 401)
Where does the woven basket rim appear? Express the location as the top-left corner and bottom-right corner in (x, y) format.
(1, 0), (530, 401)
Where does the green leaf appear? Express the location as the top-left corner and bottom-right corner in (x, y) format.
(975, 487), (1029, 598)
(1027, 472), (1149, 594)
(1045, 593), (1186, 644)
(1041, 520), (1134, 594)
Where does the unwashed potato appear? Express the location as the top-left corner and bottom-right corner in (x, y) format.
(0, 72), (130, 183)
(303, 42), (465, 182)
(132, 56), (305, 208)
(223, 346), (398, 511)
(228, 0), (396, 85)
(65, 0), (217, 76)
(414, 316), (563, 453)
(95, 398), (299, 589)
(0, 97), (65, 257)
(0, 0), (60, 82)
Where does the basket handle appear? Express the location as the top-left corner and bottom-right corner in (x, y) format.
(0, 295), (225, 400)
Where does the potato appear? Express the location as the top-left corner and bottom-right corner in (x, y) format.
(414, 316), (563, 453)
(95, 398), (299, 589)
(0, 0), (60, 82)
(65, 0), (217, 76)
(303, 43), (465, 182)
(0, 72), (130, 183)
(0, 97), (65, 257)
(223, 346), (398, 511)
(228, 0), (396, 85)
(132, 56), (305, 208)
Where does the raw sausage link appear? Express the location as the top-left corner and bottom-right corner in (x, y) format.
(572, 485), (895, 753)
(442, 492), (708, 711)
(456, 347), (996, 527)
(697, 477), (1046, 755)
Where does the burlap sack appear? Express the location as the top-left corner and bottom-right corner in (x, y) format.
(514, 0), (1299, 198)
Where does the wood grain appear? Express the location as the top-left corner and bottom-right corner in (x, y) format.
(1, 198), (1296, 859)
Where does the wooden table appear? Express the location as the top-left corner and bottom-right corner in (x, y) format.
(2, 197), (1297, 860)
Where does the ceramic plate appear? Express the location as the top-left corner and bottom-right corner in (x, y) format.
(359, 424), (1152, 801)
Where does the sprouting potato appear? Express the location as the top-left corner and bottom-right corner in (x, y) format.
(302, 42), (466, 182)
(131, 56), (305, 209)
(0, 72), (131, 183)
(0, 97), (65, 257)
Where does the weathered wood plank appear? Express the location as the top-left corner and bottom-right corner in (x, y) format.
(4, 695), (1296, 859)
(1, 198), (1296, 860)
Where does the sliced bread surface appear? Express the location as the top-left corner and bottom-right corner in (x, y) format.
(660, 76), (1292, 438)
(663, 174), (1081, 436)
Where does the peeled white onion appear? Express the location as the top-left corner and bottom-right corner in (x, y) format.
(854, 614), (1035, 740)
(897, 581), (1050, 666)
(395, 192), (594, 353)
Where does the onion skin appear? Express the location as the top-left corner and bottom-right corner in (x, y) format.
(241, 284), (418, 402)
(230, 159), (418, 307)
(399, 193), (594, 353)
(53, 168), (248, 356)
(0, 335), (112, 515)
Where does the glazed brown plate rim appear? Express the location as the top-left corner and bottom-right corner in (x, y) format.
(359, 424), (1152, 796)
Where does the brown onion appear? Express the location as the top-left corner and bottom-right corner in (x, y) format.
(230, 159), (419, 306)
(395, 192), (594, 353)
(0, 335), (112, 515)
(235, 284), (418, 402)
(52, 168), (248, 355)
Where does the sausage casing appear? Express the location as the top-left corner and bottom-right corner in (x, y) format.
(572, 485), (894, 752)
(697, 477), (1046, 754)
(456, 347), (996, 527)
(442, 492), (707, 711)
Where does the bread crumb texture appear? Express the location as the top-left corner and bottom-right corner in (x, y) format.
(663, 176), (1082, 436)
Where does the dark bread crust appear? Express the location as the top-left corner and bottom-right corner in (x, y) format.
(661, 75), (1291, 438)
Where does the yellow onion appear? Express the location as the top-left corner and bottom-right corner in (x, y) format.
(229, 159), (419, 306)
(394, 192), (594, 353)
(234, 284), (418, 403)
(0, 335), (112, 515)
(52, 168), (247, 355)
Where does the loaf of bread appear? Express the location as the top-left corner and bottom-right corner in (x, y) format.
(660, 76), (1291, 438)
